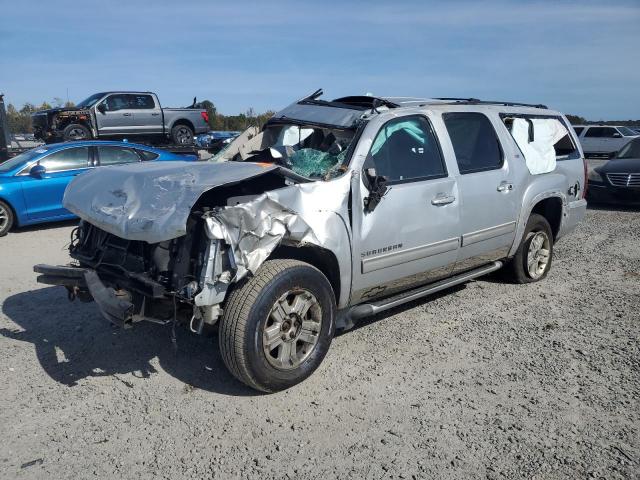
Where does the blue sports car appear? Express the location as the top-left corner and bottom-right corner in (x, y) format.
(0, 140), (194, 236)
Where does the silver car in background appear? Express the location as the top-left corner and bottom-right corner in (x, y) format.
(35, 91), (587, 392)
(573, 125), (639, 158)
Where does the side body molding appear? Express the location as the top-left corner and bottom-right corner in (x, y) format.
(362, 237), (460, 274)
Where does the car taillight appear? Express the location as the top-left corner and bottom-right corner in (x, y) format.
(201, 111), (209, 123)
(582, 156), (588, 199)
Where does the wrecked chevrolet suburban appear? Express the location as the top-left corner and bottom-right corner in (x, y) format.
(34, 91), (587, 392)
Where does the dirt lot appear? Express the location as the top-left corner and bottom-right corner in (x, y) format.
(1, 208), (638, 480)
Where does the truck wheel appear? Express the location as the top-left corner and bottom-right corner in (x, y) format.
(62, 124), (91, 141)
(171, 124), (194, 145)
(0, 200), (14, 237)
(219, 259), (336, 392)
(504, 214), (554, 284)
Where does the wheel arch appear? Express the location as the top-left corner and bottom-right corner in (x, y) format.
(170, 118), (195, 133)
(509, 185), (567, 258)
(269, 244), (341, 306)
(530, 197), (563, 240)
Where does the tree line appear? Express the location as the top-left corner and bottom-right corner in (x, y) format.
(3, 98), (276, 134)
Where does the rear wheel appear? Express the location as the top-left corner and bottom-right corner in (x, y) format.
(170, 124), (194, 145)
(219, 259), (336, 392)
(504, 214), (553, 284)
(0, 200), (14, 237)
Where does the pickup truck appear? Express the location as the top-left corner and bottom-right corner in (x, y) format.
(31, 91), (209, 145)
(35, 91), (587, 392)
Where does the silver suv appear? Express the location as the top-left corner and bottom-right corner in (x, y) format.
(35, 92), (587, 392)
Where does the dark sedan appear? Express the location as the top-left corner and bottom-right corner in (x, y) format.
(587, 138), (640, 205)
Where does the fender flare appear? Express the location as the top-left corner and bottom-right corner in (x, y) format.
(508, 188), (568, 257)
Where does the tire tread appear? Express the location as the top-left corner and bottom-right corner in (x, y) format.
(219, 259), (313, 392)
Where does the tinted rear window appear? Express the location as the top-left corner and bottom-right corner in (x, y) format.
(443, 113), (503, 174)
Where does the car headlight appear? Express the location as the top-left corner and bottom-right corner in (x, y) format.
(588, 168), (603, 183)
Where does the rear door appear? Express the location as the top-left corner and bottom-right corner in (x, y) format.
(20, 146), (91, 220)
(351, 114), (461, 303)
(442, 112), (519, 273)
(94, 94), (137, 136)
(128, 94), (163, 134)
(95, 145), (143, 166)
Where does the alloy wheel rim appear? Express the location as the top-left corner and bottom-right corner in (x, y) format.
(176, 127), (191, 144)
(526, 231), (550, 279)
(0, 205), (7, 231)
(69, 127), (87, 140)
(263, 289), (322, 370)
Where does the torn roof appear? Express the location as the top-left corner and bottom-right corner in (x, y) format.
(270, 90), (440, 129)
(271, 91), (554, 129)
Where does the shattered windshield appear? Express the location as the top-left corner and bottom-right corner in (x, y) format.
(242, 124), (356, 180)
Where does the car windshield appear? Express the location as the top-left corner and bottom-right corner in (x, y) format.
(617, 126), (638, 137)
(76, 92), (106, 108)
(0, 147), (49, 173)
(617, 138), (640, 159)
(235, 123), (356, 179)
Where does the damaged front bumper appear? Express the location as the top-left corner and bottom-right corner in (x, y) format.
(34, 264), (137, 328)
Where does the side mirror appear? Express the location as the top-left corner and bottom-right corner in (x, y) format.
(97, 103), (107, 114)
(612, 132), (622, 138)
(363, 167), (389, 213)
(29, 163), (46, 178)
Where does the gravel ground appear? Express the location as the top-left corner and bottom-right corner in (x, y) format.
(0, 208), (638, 480)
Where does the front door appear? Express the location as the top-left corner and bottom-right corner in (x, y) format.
(21, 146), (91, 220)
(441, 112), (519, 273)
(95, 94), (137, 136)
(351, 115), (461, 303)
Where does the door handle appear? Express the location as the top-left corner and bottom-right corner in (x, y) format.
(497, 181), (513, 192)
(431, 194), (456, 206)
(151, 113), (160, 116)
(122, 113), (132, 116)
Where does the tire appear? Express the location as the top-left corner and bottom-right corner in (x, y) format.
(504, 213), (553, 284)
(170, 124), (194, 145)
(62, 123), (91, 142)
(219, 259), (336, 392)
(0, 200), (14, 237)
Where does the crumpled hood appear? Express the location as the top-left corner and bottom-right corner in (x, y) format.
(63, 161), (278, 243)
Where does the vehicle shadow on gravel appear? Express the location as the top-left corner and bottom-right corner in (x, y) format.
(338, 284), (468, 335)
(1, 287), (258, 397)
(11, 219), (78, 234)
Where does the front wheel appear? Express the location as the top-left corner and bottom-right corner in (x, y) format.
(504, 213), (554, 284)
(219, 259), (336, 392)
(62, 123), (92, 141)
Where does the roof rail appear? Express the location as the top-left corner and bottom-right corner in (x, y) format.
(435, 97), (548, 109)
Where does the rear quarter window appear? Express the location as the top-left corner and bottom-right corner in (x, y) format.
(502, 115), (580, 161)
(138, 150), (160, 161)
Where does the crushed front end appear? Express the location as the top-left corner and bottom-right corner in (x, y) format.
(35, 218), (234, 332)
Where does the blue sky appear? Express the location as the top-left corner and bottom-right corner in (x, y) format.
(0, 0), (638, 119)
